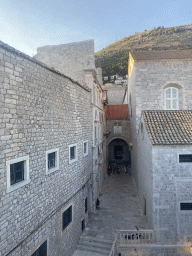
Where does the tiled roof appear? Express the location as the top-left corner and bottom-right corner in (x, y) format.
(106, 105), (129, 119)
(142, 110), (192, 145)
(130, 49), (192, 61)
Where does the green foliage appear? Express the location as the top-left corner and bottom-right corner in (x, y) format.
(95, 25), (192, 77)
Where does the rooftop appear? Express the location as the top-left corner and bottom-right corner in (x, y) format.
(106, 105), (129, 119)
(130, 49), (192, 61)
(142, 110), (192, 145)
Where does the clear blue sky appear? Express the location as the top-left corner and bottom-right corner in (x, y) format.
(1, 0), (191, 56)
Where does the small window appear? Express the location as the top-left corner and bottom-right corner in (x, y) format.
(165, 87), (179, 110)
(85, 198), (88, 213)
(84, 141), (88, 156)
(180, 203), (192, 210)
(179, 154), (192, 163)
(48, 152), (55, 169)
(69, 144), (77, 164)
(62, 205), (72, 230)
(46, 148), (59, 175)
(31, 240), (47, 256)
(70, 147), (75, 159)
(10, 161), (24, 185)
(82, 219), (85, 230)
(6, 156), (30, 193)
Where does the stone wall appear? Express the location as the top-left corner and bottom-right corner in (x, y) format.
(117, 245), (192, 256)
(0, 41), (92, 256)
(136, 115), (153, 229)
(102, 84), (127, 105)
(152, 145), (192, 244)
(106, 119), (130, 145)
(34, 40), (95, 86)
(129, 58), (192, 132)
(128, 56), (192, 244)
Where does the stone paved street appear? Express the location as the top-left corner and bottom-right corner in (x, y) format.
(73, 170), (148, 255)
(84, 171), (148, 240)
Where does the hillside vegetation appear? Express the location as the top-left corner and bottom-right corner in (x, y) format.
(95, 24), (192, 78)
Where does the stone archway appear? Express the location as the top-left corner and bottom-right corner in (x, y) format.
(108, 138), (130, 166)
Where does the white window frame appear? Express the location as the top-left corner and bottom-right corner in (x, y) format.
(45, 148), (59, 175)
(69, 143), (78, 164)
(6, 155), (30, 193)
(83, 141), (88, 156)
(165, 87), (179, 110)
(177, 152), (192, 164)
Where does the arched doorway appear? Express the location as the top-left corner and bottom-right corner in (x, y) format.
(108, 138), (130, 166)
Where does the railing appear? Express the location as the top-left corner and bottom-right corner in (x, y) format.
(109, 236), (118, 256)
(117, 230), (154, 245)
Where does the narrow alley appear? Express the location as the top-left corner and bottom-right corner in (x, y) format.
(73, 169), (148, 255)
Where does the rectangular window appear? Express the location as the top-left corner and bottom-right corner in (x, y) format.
(85, 197), (88, 213)
(46, 148), (59, 175)
(84, 143), (87, 154)
(6, 156), (30, 193)
(179, 154), (192, 163)
(48, 152), (55, 169)
(180, 203), (192, 210)
(69, 144), (77, 164)
(84, 141), (88, 156)
(70, 147), (75, 160)
(32, 240), (47, 256)
(82, 219), (85, 231)
(63, 206), (72, 230)
(10, 161), (24, 185)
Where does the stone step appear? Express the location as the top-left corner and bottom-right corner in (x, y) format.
(80, 235), (113, 245)
(77, 236), (113, 256)
(79, 239), (112, 250)
(76, 244), (110, 255)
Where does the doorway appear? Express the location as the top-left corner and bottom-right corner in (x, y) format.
(114, 145), (123, 159)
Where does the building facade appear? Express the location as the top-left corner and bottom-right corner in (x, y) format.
(127, 49), (192, 244)
(0, 40), (106, 256)
(34, 40), (107, 212)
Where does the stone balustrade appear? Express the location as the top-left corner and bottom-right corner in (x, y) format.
(117, 229), (154, 245)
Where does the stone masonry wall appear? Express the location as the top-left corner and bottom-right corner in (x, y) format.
(0, 41), (92, 256)
(133, 59), (192, 132)
(136, 115), (153, 229)
(106, 119), (130, 144)
(34, 40), (95, 86)
(152, 145), (192, 244)
(102, 84), (126, 105)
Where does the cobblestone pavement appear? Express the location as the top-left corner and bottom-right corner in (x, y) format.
(82, 171), (148, 241)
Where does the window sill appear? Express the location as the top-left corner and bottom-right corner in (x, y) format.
(46, 166), (59, 175)
(7, 179), (30, 193)
(69, 158), (78, 164)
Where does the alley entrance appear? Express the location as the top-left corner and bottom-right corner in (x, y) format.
(108, 138), (130, 166)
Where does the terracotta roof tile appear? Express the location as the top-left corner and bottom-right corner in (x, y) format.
(142, 110), (192, 145)
(106, 105), (129, 119)
(130, 49), (192, 61)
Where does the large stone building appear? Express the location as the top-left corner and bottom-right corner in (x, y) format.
(127, 49), (192, 244)
(0, 40), (106, 256)
(34, 40), (107, 211)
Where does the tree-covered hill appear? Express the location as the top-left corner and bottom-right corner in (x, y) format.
(95, 24), (192, 78)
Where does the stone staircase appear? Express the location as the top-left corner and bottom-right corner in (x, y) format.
(76, 235), (113, 255)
